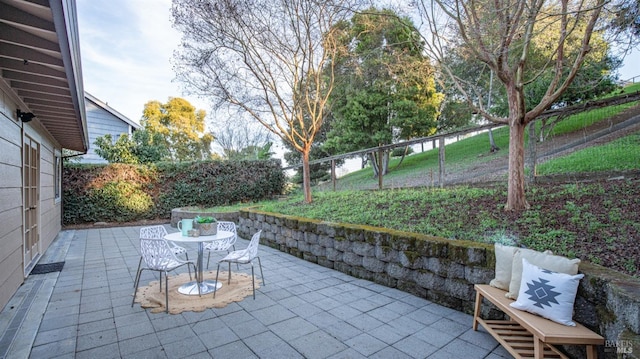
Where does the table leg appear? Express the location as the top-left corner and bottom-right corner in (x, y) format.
(177, 241), (222, 295)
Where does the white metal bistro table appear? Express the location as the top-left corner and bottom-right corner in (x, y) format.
(165, 230), (234, 295)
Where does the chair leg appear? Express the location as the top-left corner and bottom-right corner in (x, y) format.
(132, 268), (144, 307)
(251, 264), (255, 300)
(227, 262), (232, 284)
(214, 263), (221, 298)
(134, 257), (143, 287)
(164, 271), (169, 314)
(257, 257), (265, 286)
(206, 251), (211, 270)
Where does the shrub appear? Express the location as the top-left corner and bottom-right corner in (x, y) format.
(63, 160), (285, 225)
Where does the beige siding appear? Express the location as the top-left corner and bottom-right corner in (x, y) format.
(0, 89), (63, 311)
(0, 94), (25, 311)
(38, 141), (61, 249)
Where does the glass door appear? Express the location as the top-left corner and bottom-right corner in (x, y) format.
(23, 135), (40, 273)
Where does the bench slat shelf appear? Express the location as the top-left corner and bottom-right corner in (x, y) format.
(473, 284), (604, 359)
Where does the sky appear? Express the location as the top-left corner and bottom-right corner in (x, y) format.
(77, 0), (209, 124)
(77, 0), (640, 128)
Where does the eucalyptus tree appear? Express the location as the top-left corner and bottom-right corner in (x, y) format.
(142, 97), (213, 162)
(172, 0), (360, 203)
(324, 8), (443, 177)
(414, 0), (610, 211)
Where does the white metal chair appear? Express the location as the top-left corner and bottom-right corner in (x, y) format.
(131, 238), (199, 313)
(214, 230), (264, 299)
(135, 225), (190, 283)
(204, 221), (237, 269)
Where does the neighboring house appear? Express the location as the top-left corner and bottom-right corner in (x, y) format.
(78, 92), (141, 164)
(0, 0), (87, 311)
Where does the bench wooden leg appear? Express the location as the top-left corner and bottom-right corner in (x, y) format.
(473, 290), (482, 331)
(534, 336), (544, 359)
(586, 345), (597, 359)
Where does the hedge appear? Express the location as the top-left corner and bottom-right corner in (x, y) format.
(62, 160), (286, 225)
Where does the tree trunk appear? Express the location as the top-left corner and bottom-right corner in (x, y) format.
(302, 149), (312, 203)
(505, 121), (529, 211)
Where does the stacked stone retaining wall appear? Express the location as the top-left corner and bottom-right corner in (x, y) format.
(238, 208), (640, 358)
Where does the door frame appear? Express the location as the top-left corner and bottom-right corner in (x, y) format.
(23, 134), (41, 275)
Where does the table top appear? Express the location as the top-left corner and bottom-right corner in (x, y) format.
(165, 230), (234, 243)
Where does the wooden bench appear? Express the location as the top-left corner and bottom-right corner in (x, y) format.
(473, 284), (604, 359)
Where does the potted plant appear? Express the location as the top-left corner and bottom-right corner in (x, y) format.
(194, 216), (217, 236)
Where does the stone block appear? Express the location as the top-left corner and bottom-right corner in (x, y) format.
(302, 252), (318, 263)
(372, 273), (397, 287)
(318, 235), (334, 248)
(363, 256), (386, 273)
(305, 232), (319, 244)
(285, 237), (298, 249)
(326, 248), (343, 262)
(464, 266), (493, 284)
(399, 251), (422, 269)
(375, 245), (397, 263)
(387, 263), (410, 280)
(352, 241), (374, 256)
(398, 280), (427, 298)
(414, 270), (445, 291)
(297, 241), (310, 253)
(444, 278), (473, 300)
(343, 252), (363, 267)
(310, 244), (326, 257)
(317, 257), (334, 269)
(334, 237), (351, 251)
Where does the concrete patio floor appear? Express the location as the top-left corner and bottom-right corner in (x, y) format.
(0, 225), (510, 359)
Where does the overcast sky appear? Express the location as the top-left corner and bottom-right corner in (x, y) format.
(77, 0), (640, 127)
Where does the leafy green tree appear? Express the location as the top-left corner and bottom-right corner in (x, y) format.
(130, 130), (170, 163)
(142, 97), (213, 162)
(94, 133), (139, 164)
(94, 129), (169, 164)
(324, 8), (442, 177)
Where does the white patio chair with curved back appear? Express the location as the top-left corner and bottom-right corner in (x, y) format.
(214, 230), (264, 300)
(204, 221), (237, 269)
(134, 225), (190, 283)
(131, 238), (199, 313)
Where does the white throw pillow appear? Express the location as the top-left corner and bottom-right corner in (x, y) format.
(489, 244), (518, 290)
(510, 258), (584, 326)
(507, 249), (579, 299)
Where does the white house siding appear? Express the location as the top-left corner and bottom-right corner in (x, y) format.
(0, 89), (62, 311)
(78, 99), (137, 164)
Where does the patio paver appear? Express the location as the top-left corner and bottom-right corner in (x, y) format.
(0, 225), (506, 358)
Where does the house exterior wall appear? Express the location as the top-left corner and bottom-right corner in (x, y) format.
(0, 88), (62, 311)
(77, 100), (136, 164)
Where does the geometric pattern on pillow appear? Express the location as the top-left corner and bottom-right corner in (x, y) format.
(510, 258), (584, 326)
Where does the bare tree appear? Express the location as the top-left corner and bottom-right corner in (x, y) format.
(214, 118), (273, 160)
(172, 0), (359, 203)
(414, 0), (608, 211)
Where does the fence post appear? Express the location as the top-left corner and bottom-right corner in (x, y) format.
(331, 159), (336, 191)
(378, 147), (384, 190)
(438, 137), (445, 188)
